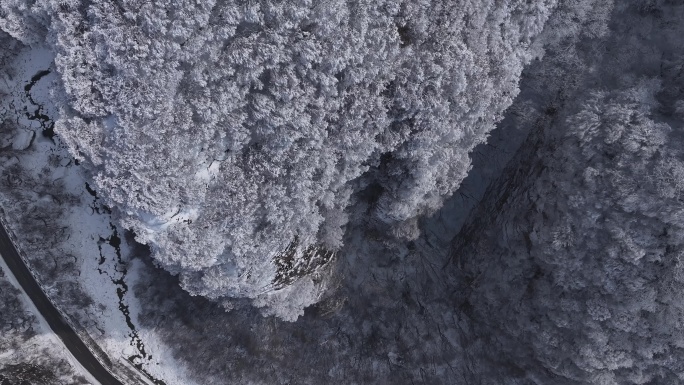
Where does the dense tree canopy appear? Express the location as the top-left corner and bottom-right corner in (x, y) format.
(455, 1), (684, 382)
(1, 0), (558, 318)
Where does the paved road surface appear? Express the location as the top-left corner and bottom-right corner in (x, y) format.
(0, 222), (124, 385)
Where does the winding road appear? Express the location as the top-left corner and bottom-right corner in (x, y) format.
(0, 221), (124, 385)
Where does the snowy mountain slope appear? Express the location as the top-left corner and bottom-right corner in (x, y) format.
(1, 0), (560, 318)
(451, 1), (684, 383)
(3, 1), (680, 385)
(118, 2), (620, 384)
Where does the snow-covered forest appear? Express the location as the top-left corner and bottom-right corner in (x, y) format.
(2, 0), (564, 318)
(1, 0), (684, 384)
(454, 2), (684, 383)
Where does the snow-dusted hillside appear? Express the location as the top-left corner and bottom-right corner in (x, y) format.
(453, 1), (684, 383)
(1, 0), (562, 318)
(2, 1), (684, 385)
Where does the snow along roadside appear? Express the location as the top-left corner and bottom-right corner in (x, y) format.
(0, 253), (101, 385)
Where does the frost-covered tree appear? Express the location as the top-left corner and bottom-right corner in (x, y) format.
(0, 0), (49, 44)
(453, 1), (684, 382)
(1, 0), (558, 318)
